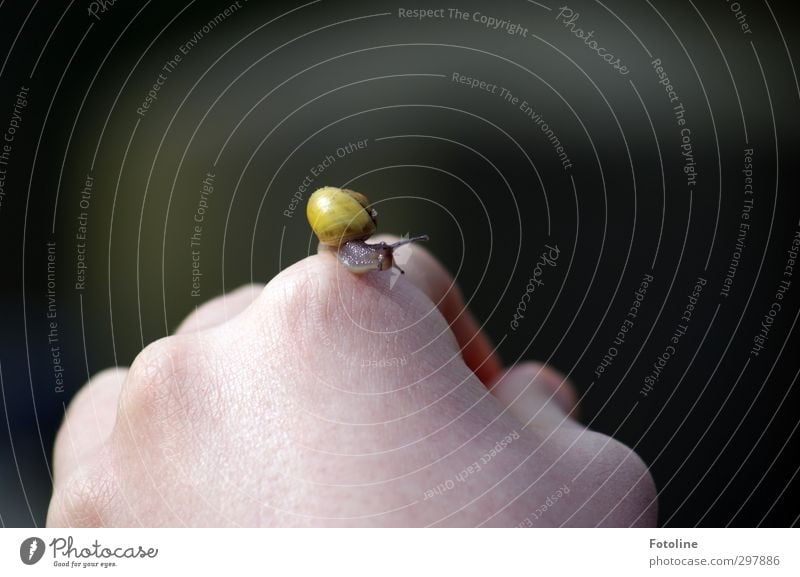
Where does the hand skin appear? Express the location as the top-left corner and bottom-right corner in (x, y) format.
(47, 236), (657, 527)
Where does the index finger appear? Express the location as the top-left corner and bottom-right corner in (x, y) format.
(371, 234), (503, 386)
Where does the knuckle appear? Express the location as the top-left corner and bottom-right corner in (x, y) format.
(129, 336), (188, 386)
(178, 283), (263, 333)
(235, 283), (265, 299)
(121, 336), (193, 422)
(581, 433), (658, 526)
(66, 367), (126, 419)
(120, 334), (222, 436)
(48, 466), (115, 527)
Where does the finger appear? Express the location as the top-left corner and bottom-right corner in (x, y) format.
(52, 367), (127, 487)
(488, 362), (581, 434)
(175, 283), (264, 334)
(371, 234), (503, 385)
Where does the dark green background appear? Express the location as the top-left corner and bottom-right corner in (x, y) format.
(1, 0), (798, 526)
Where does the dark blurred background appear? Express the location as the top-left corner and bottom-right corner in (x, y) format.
(1, 0), (798, 527)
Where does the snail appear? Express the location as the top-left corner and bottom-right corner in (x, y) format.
(306, 186), (428, 273)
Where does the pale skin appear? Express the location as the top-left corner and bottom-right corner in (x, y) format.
(48, 236), (657, 527)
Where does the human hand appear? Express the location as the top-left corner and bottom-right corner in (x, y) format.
(47, 236), (657, 527)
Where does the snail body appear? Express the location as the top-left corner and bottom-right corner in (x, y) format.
(306, 186), (428, 273)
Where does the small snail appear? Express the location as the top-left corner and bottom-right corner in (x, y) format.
(306, 186), (428, 273)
